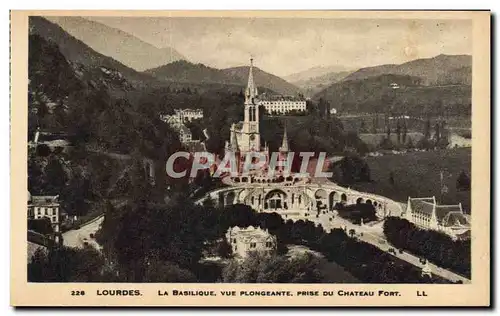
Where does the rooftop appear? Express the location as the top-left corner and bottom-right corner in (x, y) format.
(259, 93), (305, 102)
(409, 197), (435, 216)
(29, 194), (59, 206)
(408, 197), (468, 227)
(227, 225), (276, 243)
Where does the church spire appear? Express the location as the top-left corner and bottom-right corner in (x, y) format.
(245, 57), (258, 103)
(280, 124), (289, 152)
(230, 128), (239, 151)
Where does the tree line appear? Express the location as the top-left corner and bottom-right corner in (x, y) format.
(29, 198), (449, 283)
(383, 216), (471, 278)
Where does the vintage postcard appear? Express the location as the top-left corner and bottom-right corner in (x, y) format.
(10, 10), (490, 307)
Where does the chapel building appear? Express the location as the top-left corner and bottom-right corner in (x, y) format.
(403, 196), (471, 239)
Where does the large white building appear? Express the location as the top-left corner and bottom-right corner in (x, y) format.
(226, 225), (277, 258)
(163, 119), (193, 143)
(259, 94), (307, 115)
(160, 108), (204, 124)
(403, 196), (470, 239)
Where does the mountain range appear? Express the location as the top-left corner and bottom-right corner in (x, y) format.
(313, 72), (471, 117)
(287, 54), (471, 97)
(291, 71), (352, 96)
(30, 16), (163, 90)
(145, 61), (300, 95)
(342, 54), (471, 86)
(284, 65), (351, 83)
(30, 15), (471, 118)
(45, 16), (185, 72)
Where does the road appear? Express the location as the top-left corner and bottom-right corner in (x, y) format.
(61, 198), (129, 251)
(62, 215), (104, 250)
(313, 213), (470, 284)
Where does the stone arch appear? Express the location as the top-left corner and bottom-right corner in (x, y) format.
(314, 189), (327, 199)
(226, 191), (236, 205)
(218, 192), (225, 208)
(366, 199), (372, 205)
(265, 189), (288, 211)
(315, 189), (328, 213)
(328, 191), (337, 211)
(356, 197), (364, 204)
(341, 193), (347, 202)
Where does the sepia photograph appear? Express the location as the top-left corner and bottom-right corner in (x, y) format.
(11, 10), (490, 306)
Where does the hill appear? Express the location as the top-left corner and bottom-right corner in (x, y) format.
(29, 16), (164, 90)
(293, 70), (352, 97)
(313, 74), (471, 117)
(28, 23), (183, 159)
(342, 54), (471, 86)
(146, 60), (300, 96)
(284, 65), (351, 83)
(145, 60), (232, 85)
(222, 66), (300, 96)
(45, 16), (185, 71)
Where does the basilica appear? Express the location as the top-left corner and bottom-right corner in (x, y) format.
(224, 58), (291, 179)
(199, 59), (403, 221)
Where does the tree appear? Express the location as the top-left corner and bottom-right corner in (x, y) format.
(348, 229), (356, 238)
(44, 157), (68, 194)
(36, 102), (49, 129)
(36, 144), (51, 157)
(436, 121), (449, 149)
(217, 239), (233, 259)
(456, 171), (471, 191)
(396, 120), (401, 144)
(371, 116), (378, 134)
(28, 246), (105, 282)
(61, 172), (91, 217)
(402, 120), (408, 144)
(53, 100), (67, 128)
(222, 252), (324, 283)
(434, 122), (441, 143)
(143, 258), (197, 282)
(28, 159), (44, 195)
(424, 118), (431, 140)
(337, 203), (377, 224)
(379, 137), (394, 150)
(360, 121), (367, 133)
(389, 171), (395, 186)
(332, 155), (371, 185)
(383, 216), (470, 278)
(28, 218), (54, 235)
(406, 136), (414, 149)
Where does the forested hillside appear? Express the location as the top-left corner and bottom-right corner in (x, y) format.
(314, 74), (471, 117)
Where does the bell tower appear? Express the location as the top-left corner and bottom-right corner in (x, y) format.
(241, 58), (261, 151)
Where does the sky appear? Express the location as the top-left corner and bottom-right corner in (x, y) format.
(87, 16), (472, 77)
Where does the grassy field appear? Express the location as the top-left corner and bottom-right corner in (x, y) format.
(351, 148), (471, 212)
(358, 132), (425, 149)
(338, 114), (471, 134)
